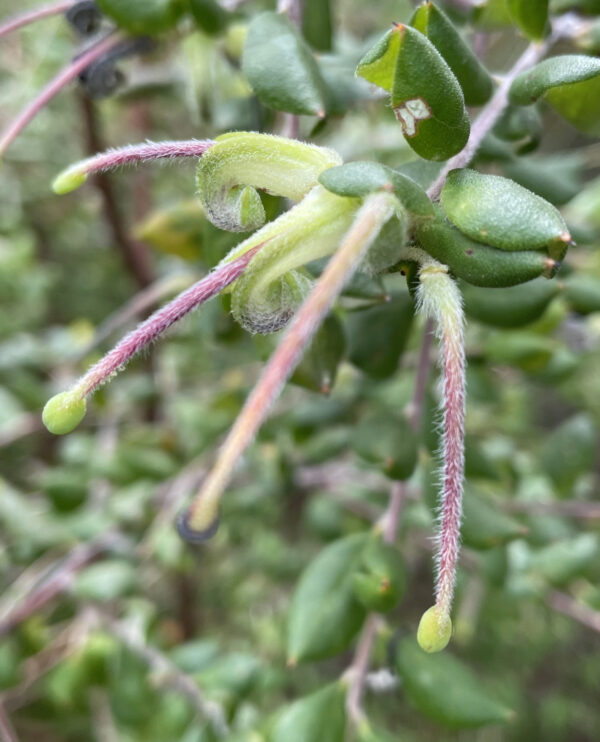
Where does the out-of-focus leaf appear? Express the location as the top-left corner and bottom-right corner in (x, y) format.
(356, 24), (470, 160)
(411, 2), (493, 105)
(287, 533), (368, 663)
(564, 274), (600, 314)
(461, 279), (561, 328)
(546, 75), (600, 137)
(352, 537), (406, 612)
(483, 332), (556, 372)
(302, 0), (332, 51)
(346, 292), (414, 379)
(529, 534), (599, 585)
(462, 485), (527, 550)
(242, 12), (329, 116)
(270, 682), (346, 742)
(74, 560), (136, 602)
(500, 154), (583, 206)
(96, 0), (182, 34)
(507, 0), (549, 40)
(188, 0), (229, 35)
(396, 638), (514, 728)
(541, 414), (597, 492)
(351, 410), (418, 481)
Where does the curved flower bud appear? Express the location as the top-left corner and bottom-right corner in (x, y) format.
(196, 132), (342, 232)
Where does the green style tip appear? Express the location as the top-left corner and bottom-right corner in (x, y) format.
(52, 169), (87, 195)
(417, 605), (452, 653)
(42, 392), (87, 435)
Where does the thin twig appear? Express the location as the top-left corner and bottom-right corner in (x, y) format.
(504, 500), (600, 520)
(426, 16), (574, 202)
(407, 318), (434, 432)
(547, 590), (600, 635)
(0, 33), (121, 156)
(97, 611), (228, 736)
(0, 413), (44, 449)
(0, 0), (72, 39)
(0, 533), (127, 637)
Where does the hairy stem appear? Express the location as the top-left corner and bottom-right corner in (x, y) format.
(417, 264), (465, 617)
(181, 192), (396, 538)
(53, 138), (216, 193)
(71, 247), (261, 400)
(0, 33), (121, 156)
(0, 0), (72, 38)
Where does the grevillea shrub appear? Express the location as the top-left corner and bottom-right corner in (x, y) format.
(1, 1), (600, 740)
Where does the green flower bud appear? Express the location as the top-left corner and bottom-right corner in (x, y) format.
(52, 170), (87, 195)
(42, 392), (87, 435)
(417, 606), (452, 653)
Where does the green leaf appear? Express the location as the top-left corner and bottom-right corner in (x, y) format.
(292, 314), (346, 394)
(287, 533), (368, 663)
(188, 0), (229, 35)
(96, 0), (182, 34)
(351, 410), (418, 481)
(507, 0), (549, 40)
(270, 682), (346, 742)
(356, 24), (470, 161)
(461, 278), (561, 327)
(74, 560), (136, 602)
(462, 485), (527, 550)
(411, 2), (494, 105)
(564, 274), (600, 314)
(352, 537), (406, 613)
(541, 414), (597, 492)
(242, 12), (329, 116)
(441, 169), (571, 259)
(529, 534), (599, 585)
(416, 217), (559, 287)
(396, 638), (514, 728)
(483, 332), (556, 372)
(346, 292), (414, 379)
(318, 161), (434, 218)
(509, 54), (600, 106)
(256, 314), (346, 394)
(302, 0), (332, 51)
(546, 75), (600, 137)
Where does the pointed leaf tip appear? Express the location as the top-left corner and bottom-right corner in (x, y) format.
(42, 392), (87, 435)
(52, 170), (87, 195)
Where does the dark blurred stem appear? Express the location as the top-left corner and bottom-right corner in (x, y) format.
(79, 93), (154, 289)
(408, 318), (433, 432)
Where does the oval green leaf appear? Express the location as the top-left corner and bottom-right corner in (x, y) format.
(507, 0), (549, 40)
(396, 638), (514, 729)
(96, 0), (182, 34)
(509, 54), (600, 106)
(441, 169), (571, 258)
(242, 11), (329, 116)
(319, 161), (434, 218)
(416, 217), (559, 287)
(270, 682), (346, 742)
(356, 24), (470, 161)
(287, 533), (368, 663)
(461, 278), (561, 327)
(411, 2), (494, 105)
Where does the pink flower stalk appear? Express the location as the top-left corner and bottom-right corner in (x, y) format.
(179, 192), (397, 541)
(417, 263), (466, 624)
(72, 246), (262, 400)
(0, 33), (122, 157)
(52, 139), (216, 194)
(0, 0), (72, 38)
